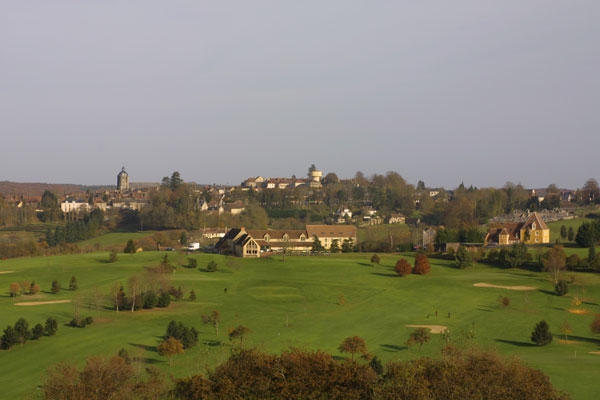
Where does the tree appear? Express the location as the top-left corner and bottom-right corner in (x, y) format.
(206, 260), (218, 272)
(412, 253), (431, 275)
(542, 245), (566, 284)
(394, 258), (412, 277)
(338, 336), (369, 361)
(531, 320), (553, 346)
(560, 225), (567, 240)
(31, 323), (45, 340)
(582, 178), (600, 204)
(455, 245), (473, 269)
(30, 280), (40, 295)
(342, 238), (354, 253)
(165, 320), (198, 349)
(69, 276), (78, 291)
(407, 327), (430, 351)
(157, 337), (184, 366)
(591, 314), (600, 335)
(108, 249), (118, 263)
(9, 282), (21, 300)
(554, 280), (569, 296)
(44, 317), (58, 336)
(568, 226), (575, 241)
(186, 258), (198, 269)
(1, 325), (19, 349)
(330, 239), (340, 253)
(228, 325), (251, 349)
(588, 246), (599, 269)
(189, 289), (196, 301)
(51, 280), (61, 294)
(370, 254), (380, 265)
(311, 235), (325, 252)
(124, 239), (136, 254)
(14, 317), (31, 344)
(504, 242), (528, 268)
(202, 310), (222, 336)
(560, 321), (572, 342)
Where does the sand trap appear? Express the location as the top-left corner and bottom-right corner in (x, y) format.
(474, 282), (537, 291)
(405, 325), (448, 334)
(0, 271), (15, 274)
(14, 300), (72, 306)
(558, 339), (580, 345)
(568, 308), (592, 315)
(589, 351), (600, 355)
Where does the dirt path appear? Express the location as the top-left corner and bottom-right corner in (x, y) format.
(473, 282), (537, 291)
(14, 300), (72, 306)
(405, 324), (448, 334)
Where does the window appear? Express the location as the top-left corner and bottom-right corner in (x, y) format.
(531, 222), (536, 230)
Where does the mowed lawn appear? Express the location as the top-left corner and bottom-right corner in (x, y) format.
(2, 250), (600, 399)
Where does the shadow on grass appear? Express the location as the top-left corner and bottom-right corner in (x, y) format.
(494, 339), (537, 347)
(380, 344), (407, 352)
(133, 356), (163, 365)
(538, 289), (557, 296)
(560, 335), (600, 346)
(370, 272), (398, 278)
(202, 340), (222, 347)
(477, 307), (493, 312)
(358, 262), (373, 267)
(129, 343), (157, 352)
(583, 301), (599, 306)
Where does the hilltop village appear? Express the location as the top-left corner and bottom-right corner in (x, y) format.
(0, 166), (592, 257)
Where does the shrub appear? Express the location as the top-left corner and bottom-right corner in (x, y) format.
(206, 261), (218, 272)
(370, 254), (381, 265)
(555, 280), (569, 296)
(498, 296), (510, 308)
(50, 280), (61, 294)
(394, 258), (412, 277)
(31, 323), (45, 340)
(412, 253), (431, 275)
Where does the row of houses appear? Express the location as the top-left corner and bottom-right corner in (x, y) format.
(215, 225), (357, 258)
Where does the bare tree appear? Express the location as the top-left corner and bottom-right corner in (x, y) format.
(542, 245), (566, 284)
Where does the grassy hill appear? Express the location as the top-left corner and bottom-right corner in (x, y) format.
(1, 246), (600, 399)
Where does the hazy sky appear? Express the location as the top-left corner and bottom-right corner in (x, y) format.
(2, 1), (599, 189)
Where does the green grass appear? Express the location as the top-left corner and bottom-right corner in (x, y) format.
(1, 250), (600, 399)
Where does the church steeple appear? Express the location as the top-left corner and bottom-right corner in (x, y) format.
(117, 166), (130, 192)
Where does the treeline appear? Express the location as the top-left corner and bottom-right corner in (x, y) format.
(45, 209), (105, 247)
(42, 347), (568, 400)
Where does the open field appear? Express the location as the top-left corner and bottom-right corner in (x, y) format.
(2, 248), (600, 399)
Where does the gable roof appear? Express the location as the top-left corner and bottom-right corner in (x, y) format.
(522, 212), (549, 231)
(306, 224), (357, 238)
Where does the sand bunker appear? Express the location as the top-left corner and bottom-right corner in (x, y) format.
(14, 300), (72, 306)
(405, 325), (448, 334)
(473, 282), (537, 291)
(0, 271), (15, 274)
(568, 308), (592, 315)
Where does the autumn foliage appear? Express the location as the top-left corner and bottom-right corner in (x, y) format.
(412, 253), (431, 275)
(394, 259), (412, 277)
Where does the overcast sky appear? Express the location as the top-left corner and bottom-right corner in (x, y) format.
(2, 1), (599, 189)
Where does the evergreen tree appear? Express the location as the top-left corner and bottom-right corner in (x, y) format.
(455, 245), (473, 269)
(69, 276), (78, 291)
(1, 325), (19, 349)
(13, 318), (31, 344)
(44, 317), (58, 336)
(124, 239), (136, 254)
(531, 320), (553, 346)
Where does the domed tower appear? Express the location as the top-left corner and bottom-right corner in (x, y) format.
(117, 167), (130, 192)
